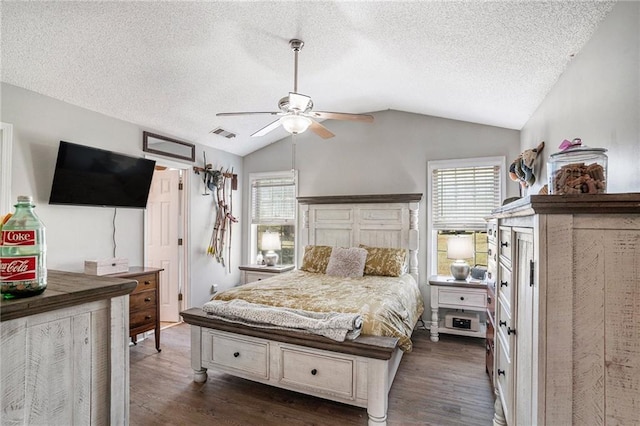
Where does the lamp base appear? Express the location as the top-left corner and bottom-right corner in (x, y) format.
(264, 251), (279, 267)
(450, 261), (470, 281)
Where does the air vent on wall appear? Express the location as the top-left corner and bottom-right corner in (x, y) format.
(210, 127), (237, 139)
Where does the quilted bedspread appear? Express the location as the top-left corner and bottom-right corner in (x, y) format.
(211, 270), (425, 352)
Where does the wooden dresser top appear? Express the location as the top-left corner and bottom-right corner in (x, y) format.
(1, 270), (137, 322)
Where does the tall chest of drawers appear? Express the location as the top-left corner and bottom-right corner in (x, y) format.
(490, 194), (640, 426)
(108, 266), (163, 352)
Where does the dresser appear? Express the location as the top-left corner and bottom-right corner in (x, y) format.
(239, 264), (295, 285)
(491, 194), (640, 426)
(1, 270), (136, 424)
(428, 275), (487, 342)
(108, 267), (163, 352)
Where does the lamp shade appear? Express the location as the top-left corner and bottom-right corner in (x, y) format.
(447, 235), (473, 260)
(261, 232), (281, 251)
(280, 114), (312, 134)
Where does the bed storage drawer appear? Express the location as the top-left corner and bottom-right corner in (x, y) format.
(203, 330), (269, 379)
(279, 346), (355, 399)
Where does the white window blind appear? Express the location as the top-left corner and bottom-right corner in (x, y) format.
(251, 174), (296, 224)
(432, 165), (501, 231)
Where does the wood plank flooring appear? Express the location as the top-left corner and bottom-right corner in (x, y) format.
(130, 323), (495, 425)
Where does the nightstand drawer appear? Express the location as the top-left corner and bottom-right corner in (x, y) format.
(438, 289), (486, 309)
(132, 273), (158, 293)
(130, 307), (156, 329)
(130, 290), (157, 311)
(279, 347), (354, 399)
(245, 271), (274, 284)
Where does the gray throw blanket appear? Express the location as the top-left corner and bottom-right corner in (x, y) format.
(202, 299), (363, 341)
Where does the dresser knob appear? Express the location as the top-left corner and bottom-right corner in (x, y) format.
(144, 297), (151, 302)
(145, 315), (151, 320)
(460, 296), (465, 301)
(498, 369), (505, 376)
(487, 296), (492, 304)
(144, 281), (151, 285)
(311, 369), (318, 376)
(233, 352), (240, 358)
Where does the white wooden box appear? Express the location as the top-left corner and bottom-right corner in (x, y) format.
(84, 258), (129, 276)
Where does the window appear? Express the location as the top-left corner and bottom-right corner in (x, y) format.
(428, 157), (505, 276)
(249, 170), (297, 266)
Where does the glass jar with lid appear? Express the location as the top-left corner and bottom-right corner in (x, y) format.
(547, 147), (608, 194)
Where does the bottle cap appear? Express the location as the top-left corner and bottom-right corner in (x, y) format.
(17, 195), (33, 203)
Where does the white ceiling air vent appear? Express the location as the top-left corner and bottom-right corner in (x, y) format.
(210, 127), (236, 139)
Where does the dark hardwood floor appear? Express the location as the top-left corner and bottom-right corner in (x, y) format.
(130, 323), (495, 425)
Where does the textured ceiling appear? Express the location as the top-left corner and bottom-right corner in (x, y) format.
(2, 1), (615, 156)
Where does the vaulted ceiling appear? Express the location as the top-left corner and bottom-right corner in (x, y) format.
(2, 1), (615, 156)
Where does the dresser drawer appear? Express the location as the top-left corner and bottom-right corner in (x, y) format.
(438, 289), (486, 309)
(495, 337), (513, 424)
(496, 299), (514, 356)
(499, 227), (512, 264)
(130, 290), (157, 311)
(132, 273), (158, 293)
(279, 347), (354, 399)
(130, 307), (156, 330)
(498, 264), (512, 309)
(206, 331), (269, 379)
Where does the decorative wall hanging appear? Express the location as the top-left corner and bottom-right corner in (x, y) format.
(194, 152), (238, 271)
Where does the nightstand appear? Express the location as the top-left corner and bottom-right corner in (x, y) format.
(428, 275), (487, 342)
(239, 264), (295, 285)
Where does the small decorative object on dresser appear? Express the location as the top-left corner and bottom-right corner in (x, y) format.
(239, 264), (294, 285)
(106, 266), (163, 352)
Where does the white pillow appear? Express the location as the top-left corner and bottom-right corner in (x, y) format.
(325, 247), (367, 278)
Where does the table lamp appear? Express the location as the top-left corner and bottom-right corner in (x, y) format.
(447, 235), (473, 280)
(261, 232), (281, 266)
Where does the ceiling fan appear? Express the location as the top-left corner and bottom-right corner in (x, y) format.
(216, 39), (374, 139)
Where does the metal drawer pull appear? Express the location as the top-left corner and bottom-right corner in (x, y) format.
(499, 320), (507, 327)
(500, 281), (508, 287)
(508, 327), (516, 335)
(498, 369), (505, 376)
(488, 248), (492, 256)
(144, 280), (151, 285)
(233, 352), (240, 358)
(501, 241), (509, 247)
(144, 297), (151, 302)
(145, 315), (151, 320)
(459, 296), (465, 301)
(487, 296), (492, 304)
(311, 369), (318, 376)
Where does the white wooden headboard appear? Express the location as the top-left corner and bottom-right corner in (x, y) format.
(298, 194), (422, 283)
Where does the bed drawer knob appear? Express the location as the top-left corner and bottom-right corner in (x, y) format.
(311, 369), (317, 376)
(233, 352), (240, 358)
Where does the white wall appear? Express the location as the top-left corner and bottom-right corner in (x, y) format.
(243, 109), (521, 295)
(1, 83), (243, 308)
(521, 1), (640, 194)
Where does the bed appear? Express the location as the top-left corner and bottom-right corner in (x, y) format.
(180, 194), (423, 426)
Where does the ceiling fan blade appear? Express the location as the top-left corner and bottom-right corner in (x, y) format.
(310, 111), (374, 123)
(288, 92), (312, 112)
(309, 119), (335, 139)
(251, 119), (282, 137)
(216, 111), (281, 117)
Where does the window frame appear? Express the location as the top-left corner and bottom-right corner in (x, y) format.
(427, 156), (505, 276)
(248, 170), (298, 265)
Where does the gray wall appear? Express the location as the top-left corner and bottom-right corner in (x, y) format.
(1, 83), (243, 308)
(243, 110), (522, 293)
(521, 1), (640, 194)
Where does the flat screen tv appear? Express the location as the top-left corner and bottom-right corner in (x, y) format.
(49, 141), (156, 208)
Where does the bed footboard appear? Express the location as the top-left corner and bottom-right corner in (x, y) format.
(184, 311), (402, 426)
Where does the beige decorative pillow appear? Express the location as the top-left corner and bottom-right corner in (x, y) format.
(326, 247), (367, 278)
(360, 245), (407, 277)
(300, 245), (333, 273)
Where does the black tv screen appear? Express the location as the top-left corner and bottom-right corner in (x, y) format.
(49, 141), (156, 208)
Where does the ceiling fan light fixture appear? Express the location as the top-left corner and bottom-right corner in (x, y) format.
(280, 114), (312, 134)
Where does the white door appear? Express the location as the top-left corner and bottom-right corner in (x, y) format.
(146, 168), (181, 322)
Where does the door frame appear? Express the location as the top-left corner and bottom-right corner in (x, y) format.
(143, 154), (191, 318)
